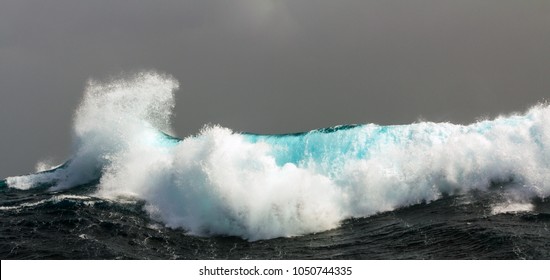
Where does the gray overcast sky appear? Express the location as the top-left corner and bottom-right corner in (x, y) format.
(1, 0), (549, 178)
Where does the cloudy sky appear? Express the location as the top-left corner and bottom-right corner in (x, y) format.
(1, 0), (549, 178)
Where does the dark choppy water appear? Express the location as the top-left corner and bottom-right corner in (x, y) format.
(1, 181), (548, 260)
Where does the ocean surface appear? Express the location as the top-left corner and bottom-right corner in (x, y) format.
(1, 72), (549, 259)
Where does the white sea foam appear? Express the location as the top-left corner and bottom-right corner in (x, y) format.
(35, 160), (57, 173)
(5, 71), (549, 240)
(491, 202), (535, 215)
(0, 195), (92, 211)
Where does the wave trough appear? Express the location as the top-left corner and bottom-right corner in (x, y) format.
(4, 72), (550, 240)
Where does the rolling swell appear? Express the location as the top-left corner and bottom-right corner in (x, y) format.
(3, 71), (550, 242)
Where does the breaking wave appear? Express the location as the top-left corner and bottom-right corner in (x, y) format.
(4, 72), (550, 240)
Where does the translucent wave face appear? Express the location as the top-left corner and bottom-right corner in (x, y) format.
(5, 71), (550, 240)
